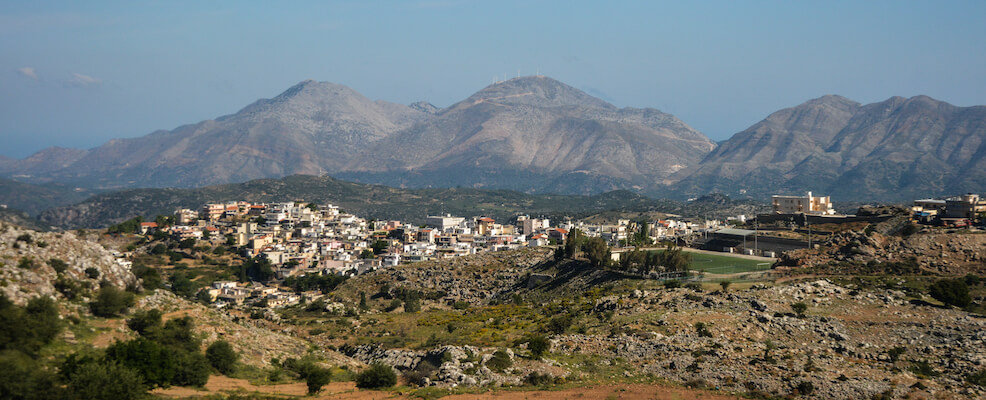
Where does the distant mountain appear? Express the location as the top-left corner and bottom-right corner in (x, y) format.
(345, 76), (715, 193)
(671, 95), (986, 201)
(2, 76), (714, 195)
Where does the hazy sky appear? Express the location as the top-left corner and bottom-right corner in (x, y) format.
(2, 1), (985, 158)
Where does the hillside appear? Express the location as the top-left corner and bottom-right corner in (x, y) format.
(0, 177), (99, 216)
(3, 77), (714, 195)
(35, 174), (671, 229)
(36, 175), (767, 229)
(671, 95), (986, 201)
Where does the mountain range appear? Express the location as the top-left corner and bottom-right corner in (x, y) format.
(672, 95), (986, 201)
(2, 77), (984, 202)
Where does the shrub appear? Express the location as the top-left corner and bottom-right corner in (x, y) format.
(17, 257), (35, 269)
(84, 267), (100, 279)
(791, 302), (808, 318)
(452, 301), (470, 310)
(796, 381), (814, 395)
(967, 369), (986, 387)
(486, 350), (512, 372)
(303, 364), (332, 394)
(67, 361), (146, 400)
(355, 363), (397, 389)
(48, 258), (68, 274)
(909, 360), (939, 378)
(664, 280), (681, 289)
(695, 322), (712, 338)
(527, 336), (550, 359)
(887, 346), (906, 363)
(928, 279), (971, 307)
(546, 314), (573, 334)
(127, 309), (163, 335)
(206, 340), (239, 375)
(89, 286), (136, 317)
(15, 233), (32, 244)
(524, 371), (556, 386)
(171, 350), (210, 387)
(719, 281), (731, 292)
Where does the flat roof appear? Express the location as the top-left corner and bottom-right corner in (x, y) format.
(714, 228), (756, 236)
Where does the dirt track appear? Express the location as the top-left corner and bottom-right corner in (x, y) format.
(154, 376), (746, 399)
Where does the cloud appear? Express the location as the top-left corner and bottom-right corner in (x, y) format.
(65, 72), (102, 87)
(17, 67), (39, 81)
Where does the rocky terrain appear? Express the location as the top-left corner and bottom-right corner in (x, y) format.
(0, 220), (137, 304)
(780, 228), (986, 276)
(3, 220), (986, 399)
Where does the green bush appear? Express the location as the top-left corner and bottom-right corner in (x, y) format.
(127, 309), (163, 335)
(206, 340), (239, 375)
(301, 364), (332, 394)
(967, 369), (986, 387)
(49, 258), (68, 274)
(84, 267), (100, 279)
(928, 279), (971, 307)
(791, 302), (808, 318)
(527, 336), (550, 359)
(0, 296), (63, 356)
(355, 363), (397, 389)
(89, 286), (136, 317)
(17, 257), (36, 269)
(485, 350), (512, 372)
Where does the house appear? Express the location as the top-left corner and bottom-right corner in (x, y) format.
(476, 217), (495, 236)
(771, 192), (835, 215)
(944, 194), (986, 220)
(139, 222), (159, 235)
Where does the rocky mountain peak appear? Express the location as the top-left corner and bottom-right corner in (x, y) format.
(456, 75), (615, 110)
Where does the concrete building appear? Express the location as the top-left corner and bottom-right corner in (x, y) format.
(944, 194), (986, 220)
(771, 192), (835, 215)
(425, 214), (465, 233)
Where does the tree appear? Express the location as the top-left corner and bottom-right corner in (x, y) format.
(791, 302), (808, 318)
(583, 237), (610, 268)
(127, 309), (163, 336)
(719, 281), (732, 292)
(355, 363), (397, 389)
(170, 351), (210, 387)
(206, 340), (239, 375)
(527, 336), (550, 359)
(371, 240), (389, 255)
(89, 286), (136, 317)
(929, 279), (971, 307)
(302, 364), (332, 394)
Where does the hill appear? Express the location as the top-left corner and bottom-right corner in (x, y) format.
(36, 175), (768, 229)
(670, 95), (986, 201)
(0, 178), (100, 216)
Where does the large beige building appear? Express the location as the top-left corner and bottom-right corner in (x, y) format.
(771, 192), (835, 215)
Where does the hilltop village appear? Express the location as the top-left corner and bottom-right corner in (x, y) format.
(98, 190), (986, 311)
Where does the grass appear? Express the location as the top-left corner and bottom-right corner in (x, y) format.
(649, 250), (771, 274)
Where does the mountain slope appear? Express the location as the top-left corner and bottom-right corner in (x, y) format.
(346, 76), (715, 193)
(23, 80), (430, 188)
(671, 95), (986, 201)
(3, 77), (714, 195)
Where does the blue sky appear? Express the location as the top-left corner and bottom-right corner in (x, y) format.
(2, 1), (985, 158)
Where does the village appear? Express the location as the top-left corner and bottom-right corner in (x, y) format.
(125, 191), (985, 311)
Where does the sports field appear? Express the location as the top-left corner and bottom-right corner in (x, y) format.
(648, 250), (772, 274)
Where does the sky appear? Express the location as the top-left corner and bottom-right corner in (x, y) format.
(2, 0), (985, 158)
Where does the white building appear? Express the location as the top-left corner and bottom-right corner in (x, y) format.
(771, 192), (835, 215)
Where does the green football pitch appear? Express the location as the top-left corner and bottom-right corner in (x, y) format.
(648, 250), (772, 274)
